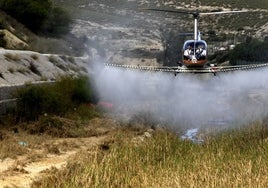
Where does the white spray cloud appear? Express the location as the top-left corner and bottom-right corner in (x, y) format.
(92, 62), (268, 129)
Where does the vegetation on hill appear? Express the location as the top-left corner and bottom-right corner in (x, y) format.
(0, 9), (85, 56)
(0, 0), (87, 56)
(229, 38), (268, 65)
(0, 0), (71, 36)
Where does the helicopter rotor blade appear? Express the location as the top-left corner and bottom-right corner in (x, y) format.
(200, 10), (248, 15)
(141, 8), (247, 17)
(178, 33), (194, 36)
(140, 8), (193, 15)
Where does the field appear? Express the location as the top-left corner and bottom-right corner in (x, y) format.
(33, 122), (268, 187)
(1, 113), (268, 187)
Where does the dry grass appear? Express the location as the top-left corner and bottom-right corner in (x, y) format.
(48, 55), (68, 72)
(0, 129), (50, 160)
(31, 54), (39, 60)
(0, 114), (116, 159)
(1, 89), (267, 187)
(48, 55), (59, 65)
(7, 67), (15, 73)
(4, 53), (20, 62)
(17, 67), (30, 74)
(31, 122), (268, 187)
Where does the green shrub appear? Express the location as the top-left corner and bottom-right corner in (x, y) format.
(15, 76), (99, 121)
(16, 84), (62, 121)
(53, 76), (99, 106)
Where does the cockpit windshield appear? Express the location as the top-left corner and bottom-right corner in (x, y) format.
(183, 40), (207, 60)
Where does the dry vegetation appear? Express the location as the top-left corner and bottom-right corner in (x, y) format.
(4, 53), (20, 62)
(0, 114), (119, 187)
(29, 121), (268, 188)
(0, 77), (268, 187)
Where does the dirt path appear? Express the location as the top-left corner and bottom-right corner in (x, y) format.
(0, 136), (107, 188)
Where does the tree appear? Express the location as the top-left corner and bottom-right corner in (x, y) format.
(41, 7), (72, 36)
(0, 0), (71, 36)
(0, 0), (52, 32)
(229, 38), (268, 65)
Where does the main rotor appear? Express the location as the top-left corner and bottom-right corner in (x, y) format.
(142, 8), (247, 41)
(141, 8), (247, 17)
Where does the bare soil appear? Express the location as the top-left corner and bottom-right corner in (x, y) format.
(0, 117), (118, 188)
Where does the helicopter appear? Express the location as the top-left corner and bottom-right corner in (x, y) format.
(105, 8), (268, 75)
(142, 8), (248, 68)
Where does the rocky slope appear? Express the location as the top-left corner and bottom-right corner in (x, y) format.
(0, 49), (89, 86)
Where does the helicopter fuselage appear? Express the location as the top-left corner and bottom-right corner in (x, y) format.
(182, 39), (208, 67)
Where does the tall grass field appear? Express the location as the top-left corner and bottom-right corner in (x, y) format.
(32, 122), (268, 187)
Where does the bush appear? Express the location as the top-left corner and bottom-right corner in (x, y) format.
(16, 84), (63, 121)
(15, 76), (99, 121)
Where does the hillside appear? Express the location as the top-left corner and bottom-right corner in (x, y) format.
(50, 0), (268, 66)
(0, 10), (90, 86)
(0, 49), (89, 86)
(0, 10), (86, 56)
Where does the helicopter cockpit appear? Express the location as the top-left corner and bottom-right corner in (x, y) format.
(182, 40), (208, 67)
